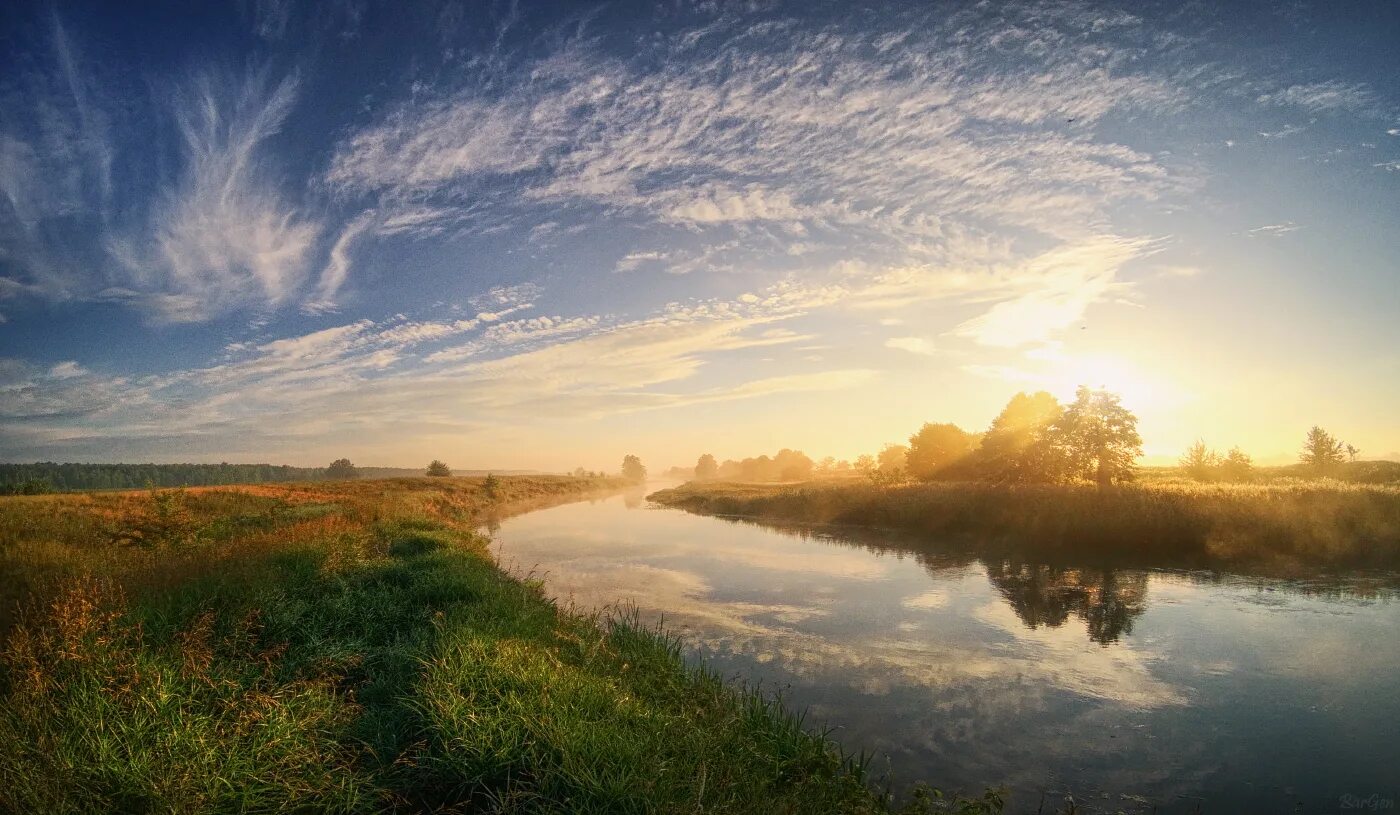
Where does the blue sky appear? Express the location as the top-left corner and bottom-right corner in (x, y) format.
(1, 0), (1397, 469)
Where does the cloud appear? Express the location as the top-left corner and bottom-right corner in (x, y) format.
(1, 20), (344, 324)
(950, 236), (1151, 348)
(0, 14), (115, 299)
(47, 361), (88, 380)
(663, 185), (811, 225)
(325, 5), (1183, 271)
(305, 209), (378, 312)
(108, 69), (321, 323)
(1246, 222), (1300, 238)
(885, 337), (937, 356)
(0, 286), (866, 458)
(1257, 81), (1378, 115)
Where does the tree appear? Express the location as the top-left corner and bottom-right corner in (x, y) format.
(326, 458), (359, 480)
(854, 454), (876, 473)
(1300, 426), (1346, 476)
(1178, 440), (1220, 482)
(695, 453), (718, 481)
(773, 448), (814, 481)
(906, 423), (975, 481)
(970, 391), (1063, 483)
(1052, 386), (1142, 486)
(482, 473), (501, 499)
(1219, 447), (1254, 482)
(621, 455), (647, 483)
(426, 460), (452, 477)
(876, 444), (908, 474)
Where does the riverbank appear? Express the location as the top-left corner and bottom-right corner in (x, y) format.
(0, 477), (901, 813)
(648, 479), (1400, 575)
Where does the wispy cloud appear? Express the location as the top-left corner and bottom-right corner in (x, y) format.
(0, 283), (868, 458)
(327, 6), (1183, 270)
(1258, 81), (1378, 115)
(107, 69), (321, 323)
(1246, 222), (1301, 238)
(305, 209), (378, 313)
(885, 337), (937, 356)
(0, 13), (115, 299)
(949, 236), (1152, 348)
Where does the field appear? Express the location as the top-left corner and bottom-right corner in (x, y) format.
(648, 477), (1400, 575)
(0, 477), (920, 814)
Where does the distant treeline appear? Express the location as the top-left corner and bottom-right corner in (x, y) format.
(0, 462), (328, 493)
(684, 387), (1400, 488)
(0, 462), (556, 494)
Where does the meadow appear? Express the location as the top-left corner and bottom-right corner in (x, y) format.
(0, 476), (955, 814)
(648, 475), (1400, 576)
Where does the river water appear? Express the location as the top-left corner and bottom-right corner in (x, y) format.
(489, 488), (1400, 814)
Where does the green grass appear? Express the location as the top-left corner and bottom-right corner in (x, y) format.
(0, 477), (951, 813)
(648, 478), (1400, 576)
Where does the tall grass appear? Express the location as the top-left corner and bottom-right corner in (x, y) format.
(648, 479), (1400, 575)
(3, 476), (978, 813)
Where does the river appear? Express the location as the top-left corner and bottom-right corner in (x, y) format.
(489, 487), (1400, 814)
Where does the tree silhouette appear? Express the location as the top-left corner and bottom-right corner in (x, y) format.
(621, 455), (647, 483)
(1179, 440), (1220, 482)
(1053, 386), (1142, 486)
(1220, 447), (1254, 482)
(426, 460), (451, 477)
(970, 391), (1063, 483)
(695, 453), (718, 480)
(326, 458), (359, 479)
(773, 448), (814, 481)
(985, 561), (1149, 645)
(906, 422), (975, 481)
(876, 444), (908, 474)
(1300, 426), (1346, 476)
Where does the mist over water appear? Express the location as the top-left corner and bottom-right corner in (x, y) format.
(492, 489), (1400, 814)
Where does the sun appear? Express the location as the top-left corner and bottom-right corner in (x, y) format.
(1041, 352), (1167, 411)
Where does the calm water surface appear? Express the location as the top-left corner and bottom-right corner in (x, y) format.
(490, 489), (1400, 814)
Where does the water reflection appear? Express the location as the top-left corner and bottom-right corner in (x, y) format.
(985, 562), (1148, 645)
(490, 493), (1400, 814)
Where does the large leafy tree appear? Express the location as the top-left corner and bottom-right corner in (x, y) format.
(326, 458), (359, 480)
(695, 454), (718, 480)
(1300, 426), (1346, 476)
(621, 455), (647, 483)
(1052, 386), (1142, 486)
(906, 423), (976, 481)
(876, 444), (908, 475)
(971, 391), (1063, 482)
(426, 460), (451, 477)
(773, 448), (814, 481)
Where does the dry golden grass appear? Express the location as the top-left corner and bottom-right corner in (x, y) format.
(650, 478), (1400, 576)
(0, 476), (622, 637)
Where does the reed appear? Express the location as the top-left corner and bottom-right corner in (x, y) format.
(648, 479), (1400, 575)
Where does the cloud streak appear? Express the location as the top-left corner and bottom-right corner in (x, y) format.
(108, 69), (321, 323)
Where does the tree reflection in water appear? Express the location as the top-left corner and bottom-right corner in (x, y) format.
(697, 512), (1394, 646)
(983, 561), (1149, 644)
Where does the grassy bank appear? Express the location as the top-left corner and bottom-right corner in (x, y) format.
(0, 476), (905, 813)
(648, 479), (1400, 575)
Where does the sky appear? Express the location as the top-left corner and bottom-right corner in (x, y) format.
(1, 0), (1398, 471)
